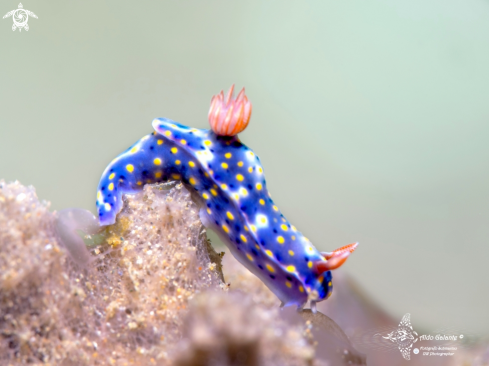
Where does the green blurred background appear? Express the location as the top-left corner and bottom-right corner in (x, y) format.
(1, 0), (488, 334)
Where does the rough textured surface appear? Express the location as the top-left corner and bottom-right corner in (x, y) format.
(0, 181), (224, 365)
(174, 291), (315, 366)
(0, 181), (317, 366)
(3, 180), (486, 366)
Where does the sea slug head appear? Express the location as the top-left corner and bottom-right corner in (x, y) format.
(208, 84), (252, 136)
(312, 242), (359, 302)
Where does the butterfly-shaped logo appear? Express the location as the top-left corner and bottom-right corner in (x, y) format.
(381, 313), (419, 360)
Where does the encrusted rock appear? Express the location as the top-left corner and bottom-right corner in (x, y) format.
(0, 180), (370, 366)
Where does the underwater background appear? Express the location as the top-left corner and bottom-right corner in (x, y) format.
(1, 0), (488, 338)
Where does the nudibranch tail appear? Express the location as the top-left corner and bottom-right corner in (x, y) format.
(208, 84), (252, 136)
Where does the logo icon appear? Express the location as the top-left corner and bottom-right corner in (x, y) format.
(3, 3), (37, 32)
(381, 313), (419, 360)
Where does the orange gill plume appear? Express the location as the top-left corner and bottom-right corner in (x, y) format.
(208, 84), (252, 136)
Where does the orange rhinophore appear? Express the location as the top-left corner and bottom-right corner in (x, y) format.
(208, 84), (252, 136)
(315, 242), (359, 274)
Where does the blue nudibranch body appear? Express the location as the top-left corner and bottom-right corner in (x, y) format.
(96, 86), (358, 311)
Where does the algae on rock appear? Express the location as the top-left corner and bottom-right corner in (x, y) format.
(0, 181), (224, 365)
(0, 181), (325, 366)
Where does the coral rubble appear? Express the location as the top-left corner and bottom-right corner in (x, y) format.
(3, 180), (349, 366)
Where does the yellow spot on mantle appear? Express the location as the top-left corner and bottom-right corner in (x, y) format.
(109, 173), (115, 180)
(240, 234), (247, 243)
(250, 225), (257, 232)
(265, 250), (273, 257)
(210, 188), (217, 196)
(308, 261), (313, 269)
(256, 183), (263, 190)
(175, 160), (181, 165)
(236, 174), (244, 181)
(266, 264), (275, 273)
(285, 281), (292, 288)
(259, 199), (265, 205)
(104, 203), (111, 211)
(222, 224), (229, 233)
(108, 183), (114, 191)
(137, 181), (142, 186)
(171, 147), (178, 154)
(180, 139), (187, 145)
(281, 224), (288, 231)
(277, 236), (285, 244)
(204, 140), (212, 146)
(328, 281), (332, 287)
(288, 250), (295, 256)
(258, 167), (263, 173)
(202, 193), (209, 200)
(227, 212), (234, 220)
(238, 161), (244, 167)
(221, 184), (228, 190)
(165, 130), (171, 136)
(189, 177), (196, 185)
(130, 146), (138, 153)
(155, 172), (162, 178)
(248, 167), (253, 173)
(246, 253), (254, 261)
(273, 205), (278, 212)
(154, 158), (162, 165)
(189, 161), (195, 167)
(207, 208), (212, 215)
(221, 162), (228, 169)
(299, 286), (304, 293)
(286, 265), (296, 272)
(225, 153), (232, 159)
(157, 139), (163, 145)
(126, 164), (134, 173)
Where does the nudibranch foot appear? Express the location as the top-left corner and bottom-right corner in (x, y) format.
(56, 208), (101, 266)
(310, 301), (318, 314)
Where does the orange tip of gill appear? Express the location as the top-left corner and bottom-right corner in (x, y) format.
(208, 84), (252, 136)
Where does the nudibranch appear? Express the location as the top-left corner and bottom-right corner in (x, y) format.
(96, 85), (358, 312)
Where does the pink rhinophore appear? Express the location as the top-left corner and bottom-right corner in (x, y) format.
(208, 84), (252, 136)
